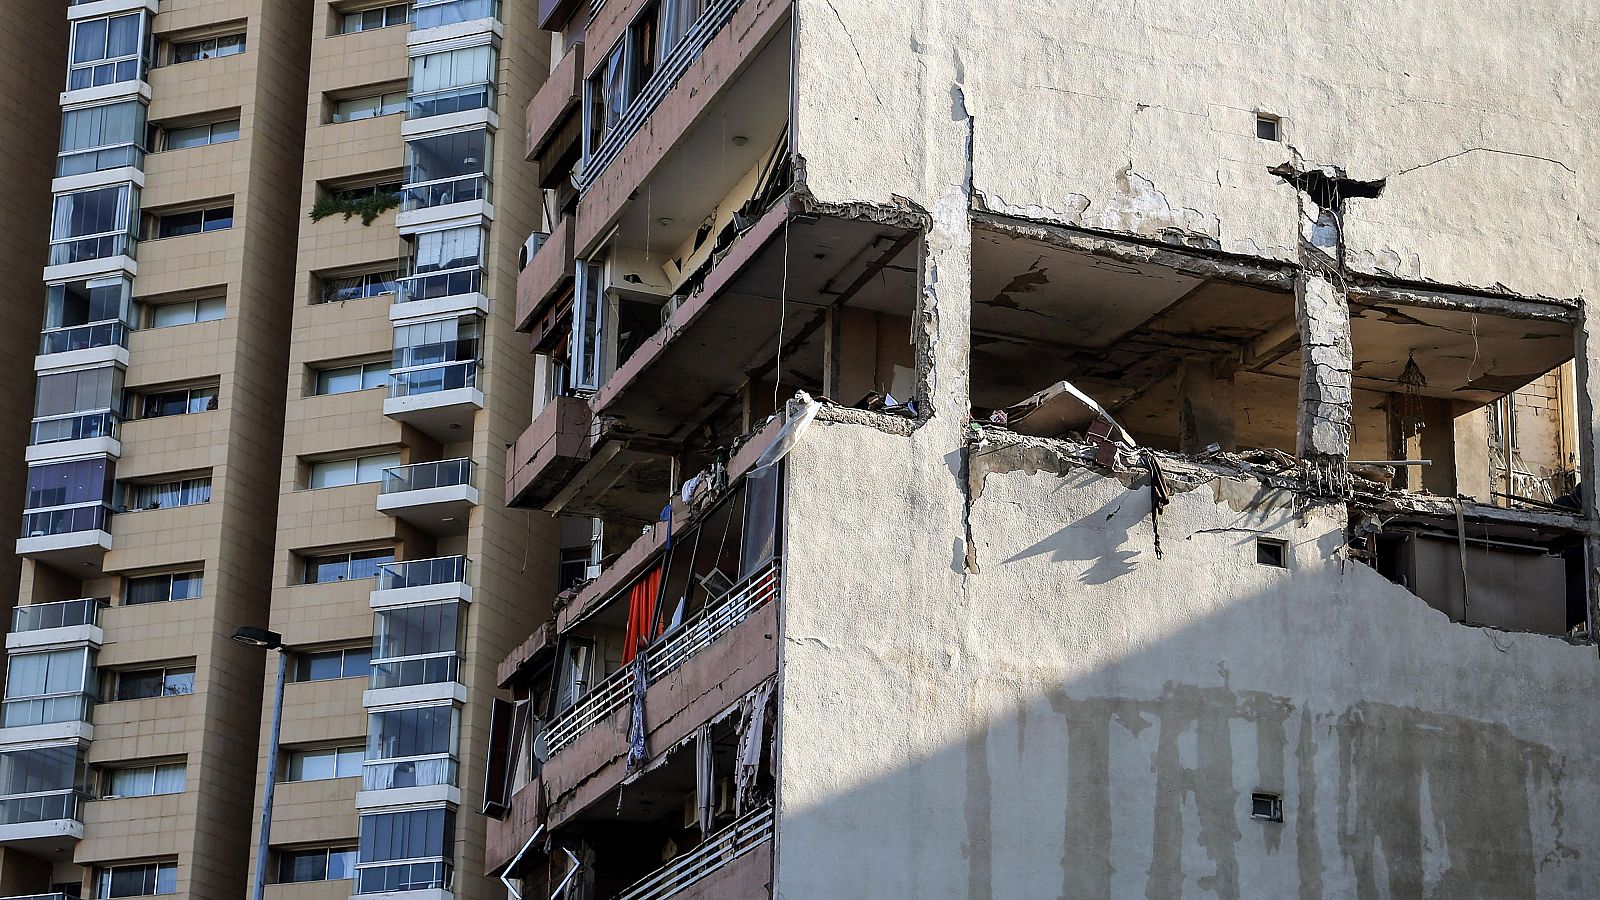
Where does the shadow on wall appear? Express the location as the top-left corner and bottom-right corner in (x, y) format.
(774, 438), (1595, 900)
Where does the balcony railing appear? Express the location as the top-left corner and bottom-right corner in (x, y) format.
(13, 599), (107, 633)
(396, 266), (483, 303)
(48, 234), (135, 268)
(542, 560), (780, 757)
(389, 361), (478, 399)
(1, 893), (74, 900)
(374, 556), (468, 592)
(0, 790), (89, 827)
(355, 861), (453, 896)
(361, 754), (458, 792)
(401, 174), (491, 212)
(381, 459), (475, 494)
(413, 0), (500, 29)
(22, 504), (111, 539)
(30, 411), (120, 446)
(408, 83), (495, 120)
(56, 144), (144, 179)
(1, 692), (94, 729)
(39, 320), (129, 356)
(614, 804), (774, 900)
(370, 653), (460, 691)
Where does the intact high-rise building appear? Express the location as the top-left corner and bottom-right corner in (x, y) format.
(0, 1), (554, 898)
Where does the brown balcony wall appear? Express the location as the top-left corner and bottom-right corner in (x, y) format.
(506, 395), (592, 509)
(515, 215), (576, 332)
(541, 600), (778, 827)
(527, 43), (584, 160)
(485, 779), (544, 875)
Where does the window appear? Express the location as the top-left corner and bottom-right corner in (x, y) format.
(308, 452), (401, 489)
(69, 13), (146, 91)
(50, 183), (139, 266)
(58, 100), (147, 177)
(279, 846), (359, 883)
(331, 90), (406, 123)
(1256, 113), (1281, 142)
(585, 43), (626, 156)
(6, 649), (93, 704)
(313, 360), (390, 395)
(1251, 791), (1284, 822)
(138, 386), (218, 419)
(24, 458), (114, 538)
(169, 33), (245, 64)
(319, 269), (399, 304)
(391, 315), (482, 396)
(285, 746), (364, 782)
(292, 648), (371, 682)
(125, 477), (211, 511)
(412, 0), (499, 29)
(627, 5), (658, 98)
(403, 129), (491, 210)
(303, 548), (395, 584)
(558, 547), (591, 592)
(340, 3), (409, 33)
(366, 704), (458, 764)
(101, 762), (186, 799)
(95, 862), (177, 898)
(1256, 537), (1287, 568)
(571, 260), (606, 391)
(408, 46), (497, 119)
(32, 365), (121, 445)
(159, 118), (239, 151)
(0, 744), (84, 814)
(356, 808), (455, 895)
(143, 296), (225, 329)
(42, 275), (134, 355)
(657, 0), (707, 59)
(371, 602), (462, 689)
(153, 206), (232, 239)
(112, 667), (194, 701)
(125, 571), (203, 605)
(401, 226), (486, 300)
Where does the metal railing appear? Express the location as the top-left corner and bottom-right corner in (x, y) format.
(408, 83), (494, 120)
(395, 266), (482, 303)
(614, 804), (774, 900)
(370, 653), (460, 690)
(39, 320), (129, 355)
(374, 556), (468, 591)
(360, 754), (458, 792)
(0, 789), (89, 827)
(30, 411), (120, 446)
(380, 458), (475, 494)
(389, 360), (478, 398)
(578, 0), (742, 192)
(0, 893), (74, 900)
(1, 692), (94, 729)
(413, 0), (500, 29)
(355, 860), (453, 895)
(542, 560), (780, 756)
(401, 174), (490, 212)
(22, 504), (111, 539)
(12, 598), (107, 633)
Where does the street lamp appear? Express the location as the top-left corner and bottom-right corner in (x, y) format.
(232, 626), (290, 900)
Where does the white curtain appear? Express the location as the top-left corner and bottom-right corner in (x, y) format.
(413, 226), (480, 273)
(410, 46), (494, 93)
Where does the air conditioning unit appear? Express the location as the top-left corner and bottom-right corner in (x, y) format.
(585, 564), (602, 580)
(659, 294), (687, 328)
(519, 231), (550, 271)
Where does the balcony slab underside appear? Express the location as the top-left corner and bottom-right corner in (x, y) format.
(507, 395), (592, 511)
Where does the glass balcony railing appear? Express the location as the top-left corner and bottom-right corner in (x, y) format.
(401, 175), (490, 212)
(22, 504), (111, 539)
(355, 861), (453, 896)
(56, 144), (144, 179)
(12, 599), (107, 633)
(370, 653), (459, 691)
(0, 790), (89, 826)
(374, 556), (468, 592)
(39, 320), (129, 356)
(48, 234), (135, 267)
(360, 754), (458, 792)
(407, 83), (494, 120)
(389, 361), (478, 399)
(1, 692), (94, 729)
(380, 459), (475, 494)
(30, 411), (120, 446)
(395, 267), (483, 303)
(412, 0), (500, 29)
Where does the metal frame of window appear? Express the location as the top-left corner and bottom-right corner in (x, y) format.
(168, 32), (246, 64)
(49, 183), (140, 266)
(67, 11), (150, 92)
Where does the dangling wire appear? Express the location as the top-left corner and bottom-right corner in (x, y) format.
(772, 217), (790, 411)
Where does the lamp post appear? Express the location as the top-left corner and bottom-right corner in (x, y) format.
(232, 626), (290, 900)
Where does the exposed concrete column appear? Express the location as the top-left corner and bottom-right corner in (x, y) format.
(1294, 264), (1354, 494)
(1178, 357), (1236, 453)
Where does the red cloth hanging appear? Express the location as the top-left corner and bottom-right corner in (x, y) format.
(621, 565), (664, 665)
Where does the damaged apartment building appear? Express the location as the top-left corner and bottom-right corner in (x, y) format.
(485, 2), (1600, 900)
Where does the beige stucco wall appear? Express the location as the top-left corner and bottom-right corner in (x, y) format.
(775, 420), (1600, 899)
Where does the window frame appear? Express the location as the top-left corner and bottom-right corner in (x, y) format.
(123, 570), (203, 606)
(312, 359), (391, 396)
(284, 745), (365, 783)
(157, 117), (241, 152)
(95, 860), (178, 898)
(338, 2), (410, 34)
(111, 665), (195, 702)
(98, 760), (187, 799)
(139, 295), (226, 329)
(301, 547), (397, 585)
(167, 32), (246, 65)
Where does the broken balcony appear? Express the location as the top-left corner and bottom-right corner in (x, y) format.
(968, 217), (1588, 638)
(501, 687), (775, 900)
(505, 394), (592, 511)
(376, 459), (478, 535)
